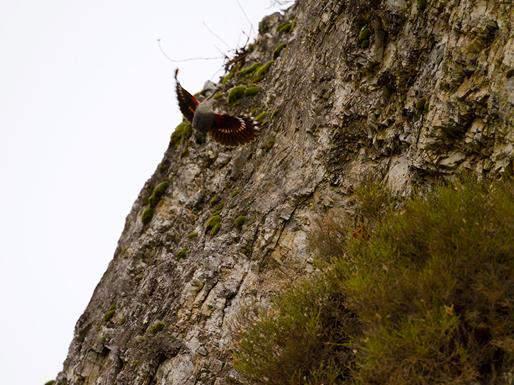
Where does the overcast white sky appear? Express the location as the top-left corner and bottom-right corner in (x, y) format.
(0, 1), (289, 384)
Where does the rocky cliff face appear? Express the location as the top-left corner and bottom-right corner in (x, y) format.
(57, 0), (513, 384)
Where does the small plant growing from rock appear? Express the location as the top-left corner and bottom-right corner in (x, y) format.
(103, 304), (116, 323)
(253, 61), (274, 82)
(175, 248), (188, 260)
(171, 121), (192, 146)
(141, 206), (155, 225)
(205, 214), (222, 236)
(234, 215), (247, 230)
(228, 86), (248, 104)
(273, 43), (287, 59)
(147, 320), (166, 335)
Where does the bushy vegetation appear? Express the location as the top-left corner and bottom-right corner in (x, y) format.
(233, 279), (359, 385)
(233, 177), (514, 385)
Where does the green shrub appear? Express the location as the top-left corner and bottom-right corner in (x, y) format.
(339, 178), (514, 385)
(44, 380), (56, 385)
(205, 214), (222, 236)
(234, 177), (514, 385)
(233, 278), (358, 385)
(141, 206), (154, 225)
(147, 320), (166, 335)
(353, 178), (395, 223)
(228, 86), (247, 104)
(170, 121), (192, 146)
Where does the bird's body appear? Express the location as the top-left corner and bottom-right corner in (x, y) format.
(174, 69), (258, 146)
(192, 100), (215, 132)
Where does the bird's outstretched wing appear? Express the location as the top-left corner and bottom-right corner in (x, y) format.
(210, 114), (259, 146)
(175, 69), (199, 122)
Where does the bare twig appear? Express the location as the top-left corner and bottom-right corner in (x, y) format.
(202, 21), (231, 50)
(236, 0), (254, 37)
(156, 39), (225, 63)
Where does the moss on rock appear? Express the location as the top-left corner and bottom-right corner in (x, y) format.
(205, 214), (222, 236)
(141, 206), (154, 225)
(253, 61), (274, 82)
(244, 85), (262, 97)
(171, 121), (192, 146)
(228, 85), (248, 104)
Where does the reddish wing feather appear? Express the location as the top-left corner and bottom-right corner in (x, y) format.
(210, 114), (257, 146)
(174, 69), (199, 122)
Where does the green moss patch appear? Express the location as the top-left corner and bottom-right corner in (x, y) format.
(103, 304), (116, 322)
(273, 43), (287, 59)
(175, 248), (188, 260)
(253, 61), (274, 82)
(205, 214), (222, 236)
(187, 231), (198, 239)
(148, 181), (169, 207)
(277, 21), (294, 34)
(244, 85), (261, 97)
(228, 85), (248, 104)
(171, 121), (192, 146)
(254, 111), (268, 123)
(234, 215), (247, 230)
(358, 25), (371, 48)
(238, 63), (261, 76)
(141, 206), (155, 225)
(147, 320), (166, 335)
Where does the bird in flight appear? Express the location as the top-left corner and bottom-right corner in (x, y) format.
(174, 69), (259, 146)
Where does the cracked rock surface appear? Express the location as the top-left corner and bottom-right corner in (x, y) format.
(57, 0), (513, 384)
